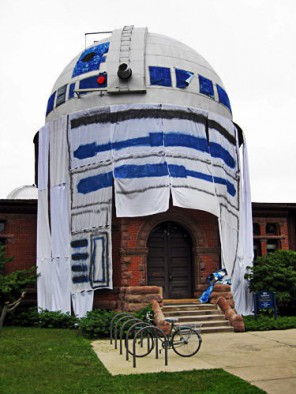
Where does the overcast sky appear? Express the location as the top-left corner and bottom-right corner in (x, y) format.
(0, 0), (295, 202)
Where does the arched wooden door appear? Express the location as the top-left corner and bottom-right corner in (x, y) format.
(147, 221), (193, 299)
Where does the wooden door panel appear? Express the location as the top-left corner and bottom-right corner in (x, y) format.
(147, 222), (192, 299)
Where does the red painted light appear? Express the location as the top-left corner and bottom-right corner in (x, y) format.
(97, 75), (106, 85)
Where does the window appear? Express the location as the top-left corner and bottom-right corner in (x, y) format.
(0, 221), (5, 232)
(253, 239), (261, 259)
(266, 223), (278, 235)
(267, 240), (278, 254)
(253, 223), (260, 236)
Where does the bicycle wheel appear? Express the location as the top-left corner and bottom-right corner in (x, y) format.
(127, 329), (155, 358)
(172, 327), (202, 357)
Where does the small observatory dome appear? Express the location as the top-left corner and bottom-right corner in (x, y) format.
(7, 184), (38, 199)
(45, 26), (232, 121)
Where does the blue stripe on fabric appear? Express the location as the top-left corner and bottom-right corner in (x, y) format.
(77, 171), (113, 194)
(74, 132), (209, 160)
(165, 133), (209, 152)
(168, 164), (236, 196)
(72, 253), (89, 261)
(77, 162), (235, 196)
(114, 163), (169, 179)
(72, 275), (89, 284)
(71, 239), (88, 248)
(71, 264), (88, 272)
(209, 142), (235, 168)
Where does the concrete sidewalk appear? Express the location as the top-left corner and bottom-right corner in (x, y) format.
(92, 329), (296, 394)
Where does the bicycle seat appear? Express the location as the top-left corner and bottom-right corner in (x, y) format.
(165, 317), (179, 323)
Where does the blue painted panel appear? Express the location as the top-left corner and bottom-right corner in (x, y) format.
(168, 164), (236, 196)
(72, 252), (89, 261)
(72, 42), (109, 78)
(199, 75), (214, 97)
(71, 239), (88, 248)
(216, 84), (232, 113)
(46, 91), (56, 116)
(77, 172), (113, 194)
(71, 264), (88, 272)
(68, 83), (76, 99)
(74, 132), (209, 160)
(175, 68), (193, 88)
(209, 142), (235, 168)
(114, 163), (169, 179)
(91, 235), (106, 284)
(149, 66), (172, 86)
(72, 275), (89, 284)
(79, 75), (99, 90)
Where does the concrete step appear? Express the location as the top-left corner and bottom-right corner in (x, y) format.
(175, 320), (230, 328)
(172, 314), (225, 322)
(163, 309), (221, 316)
(162, 300), (233, 334)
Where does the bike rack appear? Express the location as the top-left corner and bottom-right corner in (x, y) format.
(125, 320), (152, 361)
(119, 317), (143, 355)
(110, 312), (132, 344)
(132, 325), (169, 368)
(110, 313), (133, 349)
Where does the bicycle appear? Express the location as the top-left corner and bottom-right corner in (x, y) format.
(128, 314), (202, 358)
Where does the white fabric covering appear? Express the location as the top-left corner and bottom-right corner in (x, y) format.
(71, 291), (94, 318)
(49, 185), (71, 312)
(232, 138), (254, 315)
(37, 104), (254, 316)
(37, 125), (52, 310)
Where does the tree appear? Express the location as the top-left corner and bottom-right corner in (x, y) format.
(0, 245), (37, 330)
(245, 250), (296, 314)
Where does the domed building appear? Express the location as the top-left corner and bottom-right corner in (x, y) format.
(36, 26), (253, 317)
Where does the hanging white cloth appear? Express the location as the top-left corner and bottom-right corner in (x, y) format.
(232, 137), (254, 315)
(71, 290), (94, 318)
(37, 124), (52, 311)
(49, 185), (71, 312)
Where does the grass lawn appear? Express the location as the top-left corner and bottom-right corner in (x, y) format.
(0, 327), (265, 394)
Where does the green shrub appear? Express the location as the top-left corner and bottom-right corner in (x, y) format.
(79, 308), (117, 338)
(244, 314), (296, 331)
(7, 307), (77, 328)
(245, 250), (296, 314)
(79, 304), (153, 339)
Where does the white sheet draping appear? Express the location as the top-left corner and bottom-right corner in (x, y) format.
(71, 291), (94, 318)
(232, 137), (254, 315)
(37, 104), (254, 317)
(37, 125), (52, 311)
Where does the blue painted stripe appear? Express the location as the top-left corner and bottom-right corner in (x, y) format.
(77, 171), (113, 194)
(71, 264), (88, 272)
(71, 239), (88, 248)
(72, 252), (89, 261)
(74, 132), (209, 160)
(77, 163), (236, 196)
(210, 142), (235, 168)
(216, 84), (232, 113)
(72, 275), (89, 284)
(168, 164), (236, 196)
(114, 163), (168, 179)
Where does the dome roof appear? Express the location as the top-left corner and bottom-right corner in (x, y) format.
(7, 185), (38, 200)
(46, 26), (232, 121)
